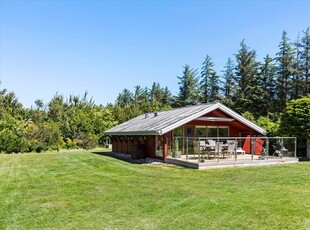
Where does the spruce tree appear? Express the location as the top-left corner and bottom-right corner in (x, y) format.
(221, 57), (235, 107)
(300, 27), (310, 95)
(199, 55), (220, 103)
(162, 86), (173, 107)
(275, 31), (296, 111)
(234, 40), (260, 117)
(177, 65), (198, 107)
(292, 34), (303, 100)
(116, 89), (133, 107)
(259, 54), (277, 115)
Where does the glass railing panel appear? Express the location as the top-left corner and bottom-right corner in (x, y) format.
(168, 136), (297, 162)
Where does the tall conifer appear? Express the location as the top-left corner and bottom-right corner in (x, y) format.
(199, 55), (220, 103)
(234, 40), (260, 116)
(177, 65), (199, 107)
(275, 31), (296, 111)
(300, 27), (310, 95)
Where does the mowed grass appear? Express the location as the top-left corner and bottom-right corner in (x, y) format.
(0, 149), (309, 230)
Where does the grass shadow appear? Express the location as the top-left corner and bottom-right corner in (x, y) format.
(91, 151), (147, 164)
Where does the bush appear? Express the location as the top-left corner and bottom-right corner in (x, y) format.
(76, 133), (98, 149)
(64, 138), (78, 149)
(35, 143), (48, 153)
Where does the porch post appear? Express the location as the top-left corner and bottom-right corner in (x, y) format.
(163, 135), (167, 158)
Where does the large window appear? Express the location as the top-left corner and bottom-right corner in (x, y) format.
(196, 126), (207, 138)
(207, 126), (229, 137)
(185, 126), (194, 138)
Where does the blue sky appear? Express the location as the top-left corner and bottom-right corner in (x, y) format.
(1, 0), (310, 107)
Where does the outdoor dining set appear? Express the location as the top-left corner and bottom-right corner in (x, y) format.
(197, 140), (245, 159)
(196, 137), (289, 160)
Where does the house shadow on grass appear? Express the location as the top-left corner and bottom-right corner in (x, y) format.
(91, 151), (150, 164)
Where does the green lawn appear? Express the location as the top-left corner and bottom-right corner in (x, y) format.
(0, 149), (309, 229)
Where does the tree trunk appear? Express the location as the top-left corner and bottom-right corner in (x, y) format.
(307, 138), (310, 159)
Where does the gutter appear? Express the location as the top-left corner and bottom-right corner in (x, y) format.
(104, 130), (161, 136)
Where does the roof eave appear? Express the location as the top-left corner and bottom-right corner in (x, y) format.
(217, 103), (267, 135)
(104, 130), (161, 136)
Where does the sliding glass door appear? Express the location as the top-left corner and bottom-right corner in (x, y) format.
(207, 126), (229, 137)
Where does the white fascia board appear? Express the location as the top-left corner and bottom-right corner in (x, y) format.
(104, 130), (160, 136)
(159, 104), (219, 135)
(217, 103), (267, 135)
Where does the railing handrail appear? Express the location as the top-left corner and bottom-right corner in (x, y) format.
(173, 136), (296, 140)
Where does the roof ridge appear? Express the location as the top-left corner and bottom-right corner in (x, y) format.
(152, 102), (216, 113)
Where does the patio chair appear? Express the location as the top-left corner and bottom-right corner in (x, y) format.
(198, 140), (206, 149)
(207, 142), (223, 159)
(242, 135), (251, 154)
(192, 140), (204, 158)
(242, 136), (265, 155)
(207, 140), (216, 150)
(254, 138), (265, 155)
(223, 141), (236, 158)
(236, 147), (245, 155)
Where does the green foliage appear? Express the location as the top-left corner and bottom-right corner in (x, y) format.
(258, 55), (277, 115)
(64, 138), (78, 149)
(0, 114), (29, 153)
(257, 116), (280, 136)
(275, 31), (296, 111)
(280, 95), (310, 156)
(0, 88), (117, 153)
(234, 40), (261, 117)
(177, 65), (199, 107)
(280, 95), (310, 138)
(299, 27), (310, 96)
(199, 55), (221, 103)
(241, 111), (256, 123)
(113, 82), (174, 122)
(221, 57), (235, 99)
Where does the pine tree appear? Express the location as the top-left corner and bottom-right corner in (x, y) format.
(116, 88), (133, 107)
(259, 54), (277, 115)
(275, 31), (296, 111)
(234, 40), (260, 116)
(292, 34), (303, 100)
(199, 55), (220, 103)
(177, 65), (198, 107)
(221, 57), (235, 107)
(161, 86), (173, 107)
(300, 27), (310, 95)
(134, 85), (142, 104)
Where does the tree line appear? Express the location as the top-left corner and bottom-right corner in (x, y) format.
(0, 90), (117, 153)
(115, 29), (309, 121)
(1, 28), (309, 155)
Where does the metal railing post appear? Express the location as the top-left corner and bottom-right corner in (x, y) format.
(266, 138), (269, 160)
(294, 137), (297, 158)
(186, 138), (188, 161)
(251, 137), (255, 161)
(198, 139), (200, 163)
(234, 139), (237, 161)
(217, 138), (220, 163)
(280, 138), (283, 159)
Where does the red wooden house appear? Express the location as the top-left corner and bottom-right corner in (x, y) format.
(104, 103), (267, 159)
